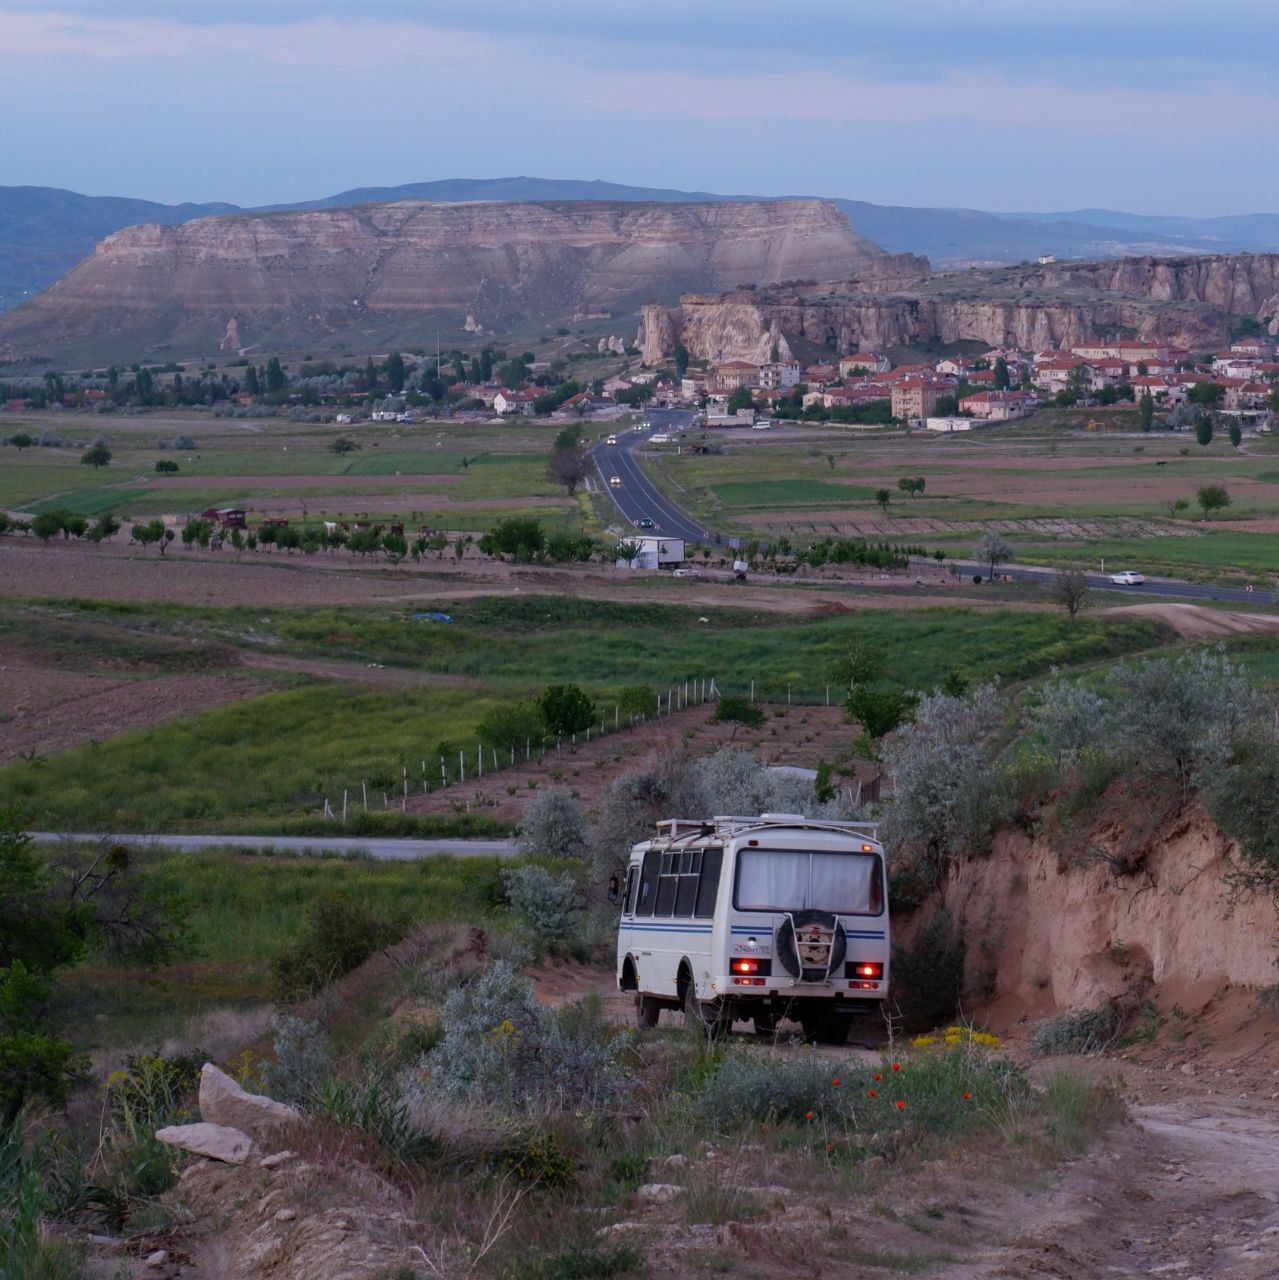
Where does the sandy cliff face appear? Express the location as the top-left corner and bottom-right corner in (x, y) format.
(0, 199), (883, 359)
(639, 253), (1279, 363)
(937, 806), (1279, 1018)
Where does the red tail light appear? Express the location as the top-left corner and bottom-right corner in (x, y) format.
(851, 962), (883, 979)
(731, 959), (760, 973)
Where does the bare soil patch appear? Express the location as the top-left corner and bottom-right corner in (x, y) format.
(0, 658), (267, 761)
(1104, 603), (1279, 639)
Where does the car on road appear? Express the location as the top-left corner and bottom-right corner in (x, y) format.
(1109, 571), (1146, 585)
(609, 475), (622, 488)
(637, 517), (655, 530)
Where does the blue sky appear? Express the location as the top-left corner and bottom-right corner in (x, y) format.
(2, 1), (1276, 214)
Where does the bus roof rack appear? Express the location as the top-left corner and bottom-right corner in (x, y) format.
(654, 815), (880, 840)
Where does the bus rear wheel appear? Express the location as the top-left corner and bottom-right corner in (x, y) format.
(635, 995), (661, 1029)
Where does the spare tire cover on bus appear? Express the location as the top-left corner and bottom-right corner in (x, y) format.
(775, 910), (847, 980)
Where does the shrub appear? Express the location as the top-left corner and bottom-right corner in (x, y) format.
(699, 1048), (847, 1127)
(1206, 732), (1279, 898)
(539, 684), (594, 737)
(517, 1243), (640, 1280)
(710, 694), (764, 733)
(1029, 673), (1106, 765)
(264, 1015), (332, 1106)
(587, 750), (708, 874)
(881, 684), (1007, 889)
(695, 746), (856, 820)
(1031, 1003), (1120, 1055)
(890, 912), (966, 1022)
(502, 866), (580, 948)
(477, 700), (545, 753)
(421, 962), (624, 1112)
(272, 891), (409, 1000)
(314, 1075), (427, 1159)
(515, 786), (588, 859)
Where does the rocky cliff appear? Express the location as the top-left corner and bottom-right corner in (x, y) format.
(0, 198), (885, 361)
(638, 253), (1279, 364)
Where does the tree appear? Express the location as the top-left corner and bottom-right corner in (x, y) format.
(674, 342), (690, 377)
(726, 386), (754, 414)
(710, 694), (764, 739)
(384, 351), (406, 394)
(1164, 497), (1190, 519)
(875, 488), (891, 514)
(1138, 391), (1154, 433)
(1229, 419), (1243, 449)
(1196, 483), (1231, 520)
(933, 394), (960, 417)
(265, 355), (287, 394)
(154, 458), (179, 473)
(244, 364), (260, 396)
(846, 682), (916, 754)
(9, 432), (32, 451)
(993, 357), (1010, 391)
(1066, 365), (1091, 397)
(974, 529), (1013, 580)
(330, 435), (361, 455)
(1195, 416), (1214, 448)
(539, 684), (595, 737)
(88, 514), (120, 544)
(1188, 381), (1225, 408)
(134, 518), (174, 555)
(80, 444), (111, 469)
(31, 512), (63, 544)
(897, 476), (925, 499)
(553, 423), (584, 452)
(181, 518), (212, 549)
(827, 637), (887, 693)
(1, 817), (187, 1121)
(546, 445), (592, 497)
(1051, 567), (1091, 624)
(613, 539), (641, 566)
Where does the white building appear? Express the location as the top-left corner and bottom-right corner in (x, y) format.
(630, 536), (685, 569)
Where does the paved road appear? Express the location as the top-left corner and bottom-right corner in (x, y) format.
(951, 561), (1275, 606)
(592, 408), (728, 545)
(28, 831), (518, 861)
(593, 415), (1272, 605)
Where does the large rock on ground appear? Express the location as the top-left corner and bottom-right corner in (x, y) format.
(199, 1063), (301, 1138)
(155, 1122), (252, 1165)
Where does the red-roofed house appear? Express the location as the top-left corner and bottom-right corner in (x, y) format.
(892, 376), (953, 420)
(839, 352), (891, 375)
(960, 390), (1039, 421)
(493, 388), (539, 416)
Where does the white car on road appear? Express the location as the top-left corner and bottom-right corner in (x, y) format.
(1109, 571), (1146, 586)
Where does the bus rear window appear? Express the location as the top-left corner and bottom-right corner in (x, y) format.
(734, 848), (881, 916)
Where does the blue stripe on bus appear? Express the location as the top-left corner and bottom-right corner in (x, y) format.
(624, 924), (712, 932)
(728, 926), (886, 937)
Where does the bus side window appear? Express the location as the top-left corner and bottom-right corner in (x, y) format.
(654, 851), (680, 916)
(674, 848), (701, 916)
(623, 865), (639, 916)
(694, 847), (723, 918)
(635, 850), (661, 917)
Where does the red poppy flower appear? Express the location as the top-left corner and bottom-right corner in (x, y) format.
(891, 1063), (901, 1072)
(832, 1077), (841, 1087)
(872, 1072), (882, 1081)
(895, 1100), (907, 1111)
(804, 1110), (814, 1121)
(962, 1091), (972, 1101)
(867, 1089), (877, 1098)
(826, 1142), (834, 1151)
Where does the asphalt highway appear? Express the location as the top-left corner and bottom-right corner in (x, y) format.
(593, 416), (1273, 606)
(28, 832), (518, 861)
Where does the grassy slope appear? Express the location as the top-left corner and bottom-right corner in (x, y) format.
(1, 596), (1169, 831)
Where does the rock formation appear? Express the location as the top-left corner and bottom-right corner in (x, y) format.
(638, 253), (1279, 364)
(0, 198), (884, 361)
(198, 1063), (301, 1138)
(155, 1121), (252, 1164)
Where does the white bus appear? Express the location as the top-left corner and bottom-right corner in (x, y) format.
(616, 814), (889, 1044)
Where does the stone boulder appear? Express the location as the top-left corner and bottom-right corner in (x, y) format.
(199, 1063), (301, 1138)
(155, 1122), (252, 1165)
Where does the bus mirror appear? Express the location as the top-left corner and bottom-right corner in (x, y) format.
(607, 876), (620, 903)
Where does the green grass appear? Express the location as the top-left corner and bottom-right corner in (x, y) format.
(709, 479), (879, 511)
(1, 684), (506, 831)
(1022, 532), (1279, 579)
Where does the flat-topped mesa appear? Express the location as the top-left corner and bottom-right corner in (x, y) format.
(0, 198), (886, 361)
(638, 252), (1279, 365)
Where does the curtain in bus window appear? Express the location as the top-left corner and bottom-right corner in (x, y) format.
(623, 866), (639, 915)
(808, 853), (875, 914)
(736, 849), (808, 911)
(635, 850), (661, 917)
(694, 847), (722, 918)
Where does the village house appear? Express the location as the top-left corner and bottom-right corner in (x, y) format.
(757, 359), (802, 390)
(1130, 375), (1186, 404)
(838, 352), (891, 376)
(803, 362), (840, 386)
(960, 389), (1039, 421)
(708, 361), (760, 394)
(1032, 356), (1087, 392)
(891, 375), (952, 420)
(680, 375), (708, 398)
(934, 356), (980, 378)
(493, 388), (538, 416)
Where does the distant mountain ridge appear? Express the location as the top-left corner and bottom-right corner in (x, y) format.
(4, 176), (1279, 314)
